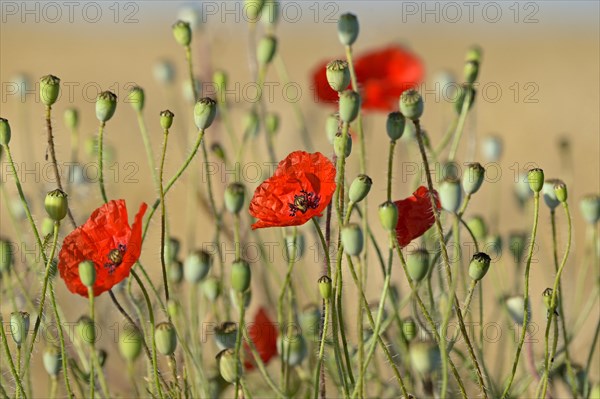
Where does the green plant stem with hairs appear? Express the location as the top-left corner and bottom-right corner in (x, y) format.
(159, 127), (171, 303)
(540, 202), (573, 398)
(501, 191), (540, 398)
(448, 87), (474, 161)
(413, 118), (488, 398)
(0, 314), (26, 398)
(97, 121), (109, 203)
(136, 110), (160, 191)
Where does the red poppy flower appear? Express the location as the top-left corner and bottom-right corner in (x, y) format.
(312, 45), (424, 111)
(249, 151), (336, 229)
(244, 307), (277, 370)
(395, 186), (440, 247)
(58, 200), (148, 297)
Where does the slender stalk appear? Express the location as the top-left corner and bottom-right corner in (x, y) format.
(0, 314), (26, 398)
(185, 45), (198, 102)
(97, 121), (108, 203)
(233, 292), (246, 399)
(159, 127), (171, 303)
(313, 297), (330, 399)
(448, 88), (473, 162)
(135, 110), (160, 191)
(87, 286), (110, 398)
(501, 192), (540, 398)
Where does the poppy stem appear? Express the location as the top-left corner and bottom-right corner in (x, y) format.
(386, 140), (396, 201)
(97, 121), (108, 204)
(448, 87), (474, 162)
(501, 192), (540, 398)
(233, 292), (246, 399)
(241, 322), (285, 397)
(87, 283), (110, 398)
(159, 128), (171, 303)
(313, 297), (330, 399)
(0, 313), (26, 398)
(136, 109), (160, 191)
(185, 45), (198, 103)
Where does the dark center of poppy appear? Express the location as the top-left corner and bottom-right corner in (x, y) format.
(288, 190), (320, 217)
(104, 243), (126, 274)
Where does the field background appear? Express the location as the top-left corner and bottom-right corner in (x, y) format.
(1, 1), (599, 397)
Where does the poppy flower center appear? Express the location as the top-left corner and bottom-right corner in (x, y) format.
(105, 243), (126, 274)
(288, 190), (320, 217)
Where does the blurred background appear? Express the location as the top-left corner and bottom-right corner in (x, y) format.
(1, 0), (599, 396)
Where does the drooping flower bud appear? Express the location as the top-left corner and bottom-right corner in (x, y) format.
(400, 89), (424, 121)
(217, 348), (241, 383)
(257, 35), (277, 66)
(155, 322), (178, 356)
(40, 75), (60, 106)
(10, 311), (30, 347)
(96, 91), (117, 123)
(406, 249), (430, 283)
(231, 259), (251, 292)
(128, 86), (145, 112)
(341, 223), (364, 256)
(63, 108), (79, 130)
(215, 322), (238, 350)
(333, 132), (352, 158)
(325, 113), (339, 144)
(326, 60), (350, 92)
(468, 252), (491, 281)
(43, 346), (62, 377)
(318, 275), (332, 300)
(277, 333), (307, 366)
(45, 189), (68, 222)
(78, 260), (96, 288)
(527, 168), (544, 193)
(172, 20), (192, 46)
(378, 201), (398, 232)
(0, 118), (11, 146)
(349, 174), (372, 203)
(579, 194), (600, 225)
(184, 250), (212, 284)
(462, 162), (485, 195)
(202, 277), (221, 302)
(76, 316), (96, 345)
(553, 180), (567, 203)
(194, 97), (217, 130)
(160, 110), (174, 130)
(386, 112), (405, 141)
(338, 90), (361, 123)
(337, 13), (359, 46)
(224, 182), (246, 214)
(439, 178), (462, 214)
(410, 341), (441, 375)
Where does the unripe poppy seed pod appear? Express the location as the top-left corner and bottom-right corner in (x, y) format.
(506, 295), (528, 325)
(96, 91), (117, 123)
(542, 179), (561, 210)
(400, 89), (424, 121)
(0, 118), (11, 146)
(78, 260), (96, 288)
(194, 97), (217, 130)
(386, 112), (406, 141)
(217, 348), (241, 383)
(277, 334), (307, 366)
(464, 60), (479, 85)
(160, 110), (174, 130)
(349, 174), (372, 203)
(337, 13), (359, 46)
(333, 132), (352, 158)
(10, 311), (29, 347)
(257, 35), (277, 65)
(439, 178), (462, 214)
(155, 322), (177, 356)
(509, 231), (527, 265)
(128, 86), (144, 112)
(167, 299), (182, 319)
(184, 250), (212, 284)
(172, 20), (192, 46)
(466, 215), (487, 242)
(318, 275), (332, 300)
(40, 75), (60, 106)
(325, 113), (339, 144)
(462, 162), (485, 195)
(202, 277), (221, 302)
(465, 45), (483, 63)
(168, 260), (184, 284)
(338, 90), (361, 123)
(261, 0), (279, 26)
(454, 85), (476, 115)
(326, 60), (350, 92)
(230, 289), (252, 310)
(43, 346), (62, 377)
(481, 135), (503, 162)
(542, 288), (557, 313)
(63, 108), (79, 130)
(211, 142), (226, 161)
(579, 194), (600, 225)
(76, 316), (96, 345)
(554, 180), (567, 203)
(215, 322), (238, 350)
(245, 0), (265, 21)
(45, 189), (68, 222)
(402, 317), (417, 341)
(231, 259), (251, 292)
(406, 249), (429, 282)
(410, 342), (441, 375)
(527, 168), (544, 193)
(224, 182), (246, 214)
(341, 223), (364, 256)
(378, 201), (398, 232)
(468, 252), (491, 281)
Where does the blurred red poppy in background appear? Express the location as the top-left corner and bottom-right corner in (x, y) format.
(395, 186), (440, 247)
(249, 151), (336, 229)
(312, 45), (424, 111)
(244, 307), (278, 370)
(58, 200), (147, 297)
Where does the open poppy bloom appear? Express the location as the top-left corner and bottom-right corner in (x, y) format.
(244, 307), (277, 370)
(395, 186), (440, 247)
(58, 200), (148, 297)
(312, 45), (424, 111)
(249, 151), (336, 229)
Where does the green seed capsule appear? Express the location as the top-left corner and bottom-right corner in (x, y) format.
(485, 234), (502, 257)
(337, 13), (359, 46)
(454, 84), (476, 115)
(553, 180), (568, 203)
(257, 35), (277, 65)
(349, 174), (372, 203)
(217, 348), (241, 383)
(338, 90), (361, 123)
(318, 275), (332, 300)
(260, 0), (279, 26)
(386, 112), (406, 141)
(160, 110), (175, 130)
(119, 324), (143, 362)
(43, 346), (62, 377)
(579, 194), (600, 225)
(78, 260), (96, 288)
(10, 311), (30, 347)
(202, 277), (222, 302)
(0, 118), (11, 146)
(155, 322), (177, 356)
(468, 252), (491, 281)
(326, 60), (350, 92)
(465, 45), (483, 63)
(153, 60), (175, 85)
(341, 223), (364, 256)
(215, 322), (238, 350)
(44, 189), (68, 222)
(462, 162), (485, 195)
(213, 70), (227, 95)
(542, 288), (555, 312)
(410, 341), (440, 375)
(167, 299), (182, 319)
(245, 0), (265, 20)
(333, 132), (352, 158)
(400, 89), (424, 121)
(509, 231), (527, 265)
(63, 108), (79, 130)
(0, 239), (13, 274)
(40, 75), (60, 106)
(164, 237), (181, 264)
(231, 260), (251, 293)
(402, 317), (417, 341)
(299, 304), (321, 339)
(527, 168), (544, 193)
(378, 201), (398, 232)
(211, 142), (226, 161)
(168, 260), (184, 285)
(76, 316), (96, 345)
(128, 86), (145, 112)
(542, 179), (561, 209)
(464, 60), (479, 85)
(96, 91), (117, 123)
(505, 295), (527, 325)
(194, 97), (217, 130)
(466, 216), (487, 243)
(439, 178), (462, 214)
(184, 250), (212, 284)
(481, 135), (503, 162)
(406, 249), (430, 283)
(172, 20), (192, 46)
(325, 113), (340, 144)
(230, 289), (252, 310)
(224, 182), (246, 214)
(277, 333), (307, 366)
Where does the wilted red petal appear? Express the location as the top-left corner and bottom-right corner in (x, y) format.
(244, 307), (278, 370)
(58, 200), (147, 297)
(394, 186), (440, 247)
(249, 151), (336, 229)
(312, 45), (424, 111)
